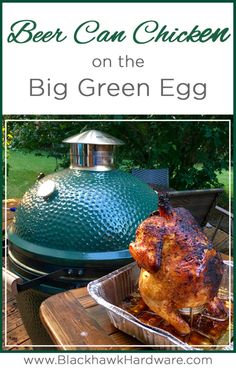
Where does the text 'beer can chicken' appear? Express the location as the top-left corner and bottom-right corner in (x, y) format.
(129, 195), (225, 335)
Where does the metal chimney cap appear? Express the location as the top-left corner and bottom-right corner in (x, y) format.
(63, 130), (124, 145)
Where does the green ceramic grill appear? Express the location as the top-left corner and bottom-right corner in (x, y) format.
(7, 129), (158, 345)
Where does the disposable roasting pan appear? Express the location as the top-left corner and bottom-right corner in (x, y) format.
(88, 260), (233, 351)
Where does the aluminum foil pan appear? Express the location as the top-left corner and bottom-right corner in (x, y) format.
(88, 260), (233, 351)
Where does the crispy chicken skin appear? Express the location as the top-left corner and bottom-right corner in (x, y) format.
(129, 196), (224, 335)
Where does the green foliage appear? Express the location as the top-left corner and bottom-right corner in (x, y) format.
(2, 125), (13, 196)
(6, 116), (231, 192)
(118, 159), (138, 172)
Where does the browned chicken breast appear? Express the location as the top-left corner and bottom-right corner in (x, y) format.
(129, 196), (224, 335)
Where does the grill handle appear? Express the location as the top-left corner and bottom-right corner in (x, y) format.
(16, 267), (84, 293)
(3, 267), (85, 294)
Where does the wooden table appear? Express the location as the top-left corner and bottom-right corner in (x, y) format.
(4, 199), (231, 349)
(40, 286), (145, 350)
(40, 254), (230, 351)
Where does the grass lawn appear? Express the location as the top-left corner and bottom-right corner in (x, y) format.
(6, 150), (62, 199)
(216, 170), (233, 211)
(217, 170), (233, 196)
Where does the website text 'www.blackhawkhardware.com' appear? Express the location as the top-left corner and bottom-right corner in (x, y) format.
(22, 353), (213, 367)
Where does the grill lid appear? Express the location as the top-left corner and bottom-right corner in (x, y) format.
(8, 169), (158, 264)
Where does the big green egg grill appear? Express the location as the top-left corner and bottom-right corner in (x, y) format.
(7, 129), (158, 345)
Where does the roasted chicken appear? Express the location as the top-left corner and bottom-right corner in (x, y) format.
(129, 195), (224, 335)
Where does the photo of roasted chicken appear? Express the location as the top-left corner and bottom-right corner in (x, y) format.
(129, 195), (224, 335)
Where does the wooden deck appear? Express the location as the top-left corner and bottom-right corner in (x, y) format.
(2, 224), (231, 351)
(2, 284), (32, 350)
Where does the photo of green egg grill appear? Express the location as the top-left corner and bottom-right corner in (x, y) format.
(7, 129), (158, 345)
